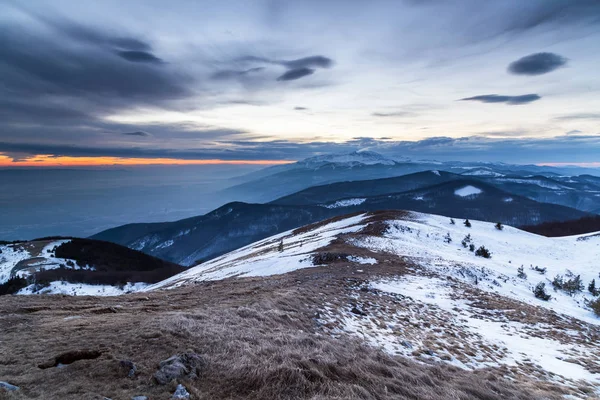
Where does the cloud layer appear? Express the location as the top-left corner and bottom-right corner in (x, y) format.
(0, 0), (598, 166)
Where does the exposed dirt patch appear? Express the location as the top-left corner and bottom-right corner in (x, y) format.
(38, 350), (103, 369)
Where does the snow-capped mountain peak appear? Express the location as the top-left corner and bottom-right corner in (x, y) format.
(298, 151), (398, 167)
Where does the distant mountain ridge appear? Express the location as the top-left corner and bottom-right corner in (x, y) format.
(222, 151), (600, 204)
(92, 177), (589, 266)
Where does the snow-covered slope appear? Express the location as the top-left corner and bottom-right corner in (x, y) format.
(0, 239), (74, 283)
(352, 212), (600, 324)
(146, 210), (600, 394)
(144, 214), (366, 290)
(149, 211), (600, 324)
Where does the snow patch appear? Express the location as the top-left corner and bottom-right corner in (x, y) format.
(371, 276), (599, 383)
(348, 256), (377, 265)
(18, 281), (148, 296)
(155, 240), (174, 249)
(323, 198), (366, 209)
(454, 185), (482, 197)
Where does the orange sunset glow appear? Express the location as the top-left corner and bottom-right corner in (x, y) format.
(0, 154), (294, 167)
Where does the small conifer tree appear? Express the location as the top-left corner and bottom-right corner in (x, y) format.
(461, 234), (472, 248)
(495, 222), (503, 230)
(589, 279), (599, 296)
(444, 232), (452, 243)
(475, 245), (491, 258)
(450, 218), (455, 225)
(589, 297), (600, 317)
(278, 240), (284, 252)
(464, 219), (471, 228)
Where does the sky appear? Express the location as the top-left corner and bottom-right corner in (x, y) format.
(1, 0), (599, 166)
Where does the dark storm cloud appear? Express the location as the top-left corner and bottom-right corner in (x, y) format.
(0, 18), (190, 115)
(121, 131), (152, 137)
(508, 53), (567, 76)
(32, 13), (153, 51)
(0, 99), (92, 123)
(460, 94), (541, 105)
(117, 50), (163, 64)
(277, 68), (315, 81)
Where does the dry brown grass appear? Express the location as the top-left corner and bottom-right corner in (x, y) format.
(0, 256), (575, 400)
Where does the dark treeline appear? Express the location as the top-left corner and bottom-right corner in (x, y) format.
(521, 215), (600, 237)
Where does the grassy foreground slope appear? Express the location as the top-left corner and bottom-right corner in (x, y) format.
(0, 268), (572, 400)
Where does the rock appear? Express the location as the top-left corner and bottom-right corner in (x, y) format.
(154, 353), (206, 385)
(350, 306), (367, 316)
(171, 384), (190, 399)
(422, 348), (435, 356)
(132, 396), (148, 400)
(119, 360), (137, 378)
(0, 381), (19, 391)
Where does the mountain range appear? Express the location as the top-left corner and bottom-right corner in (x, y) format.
(223, 151), (600, 204)
(91, 153), (596, 266)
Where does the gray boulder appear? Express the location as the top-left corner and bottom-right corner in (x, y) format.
(119, 360), (137, 378)
(154, 353), (206, 385)
(171, 384), (190, 399)
(0, 381), (19, 391)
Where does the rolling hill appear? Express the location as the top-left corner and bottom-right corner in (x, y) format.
(0, 238), (184, 295)
(143, 210), (600, 396)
